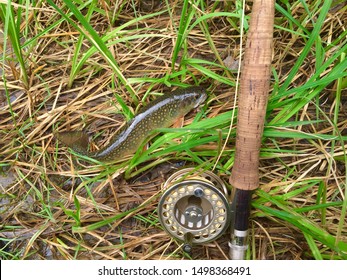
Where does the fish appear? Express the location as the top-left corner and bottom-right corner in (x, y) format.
(55, 86), (207, 162)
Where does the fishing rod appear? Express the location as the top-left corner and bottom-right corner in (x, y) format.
(229, 0), (275, 260)
(156, 0), (275, 259)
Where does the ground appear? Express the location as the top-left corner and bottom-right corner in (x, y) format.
(0, 0), (346, 260)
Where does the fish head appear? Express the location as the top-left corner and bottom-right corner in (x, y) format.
(173, 86), (207, 110)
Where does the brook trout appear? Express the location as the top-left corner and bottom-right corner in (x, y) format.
(55, 86), (207, 162)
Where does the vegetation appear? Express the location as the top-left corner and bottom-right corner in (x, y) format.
(0, 0), (346, 260)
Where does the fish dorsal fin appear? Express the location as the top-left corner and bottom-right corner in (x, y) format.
(55, 131), (90, 155)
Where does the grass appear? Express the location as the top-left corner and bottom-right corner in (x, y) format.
(0, 0), (346, 260)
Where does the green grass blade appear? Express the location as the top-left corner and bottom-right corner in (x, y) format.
(255, 189), (347, 256)
(0, 2), (29, 88)
(68, 10), (166, 88)
(171, 0), (191, 67)
(47, 0), (138, 103)
(277, 1), (332, 93)
(303, 231), (323, 260)
(68, 0), (96, 88)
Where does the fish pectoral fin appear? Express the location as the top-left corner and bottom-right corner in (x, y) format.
(55, 131), (90, 155)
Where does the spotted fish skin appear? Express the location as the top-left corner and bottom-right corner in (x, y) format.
(56, 86), (207, 162)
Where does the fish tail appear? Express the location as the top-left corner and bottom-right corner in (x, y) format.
(55, 131), (90, 156)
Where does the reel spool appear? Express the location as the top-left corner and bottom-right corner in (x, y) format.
(158, 168), (231, 253)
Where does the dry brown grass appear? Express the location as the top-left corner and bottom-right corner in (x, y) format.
(0, 1), (346, 260)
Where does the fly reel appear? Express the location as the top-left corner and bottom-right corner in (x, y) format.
(158, 168), (231, 252)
